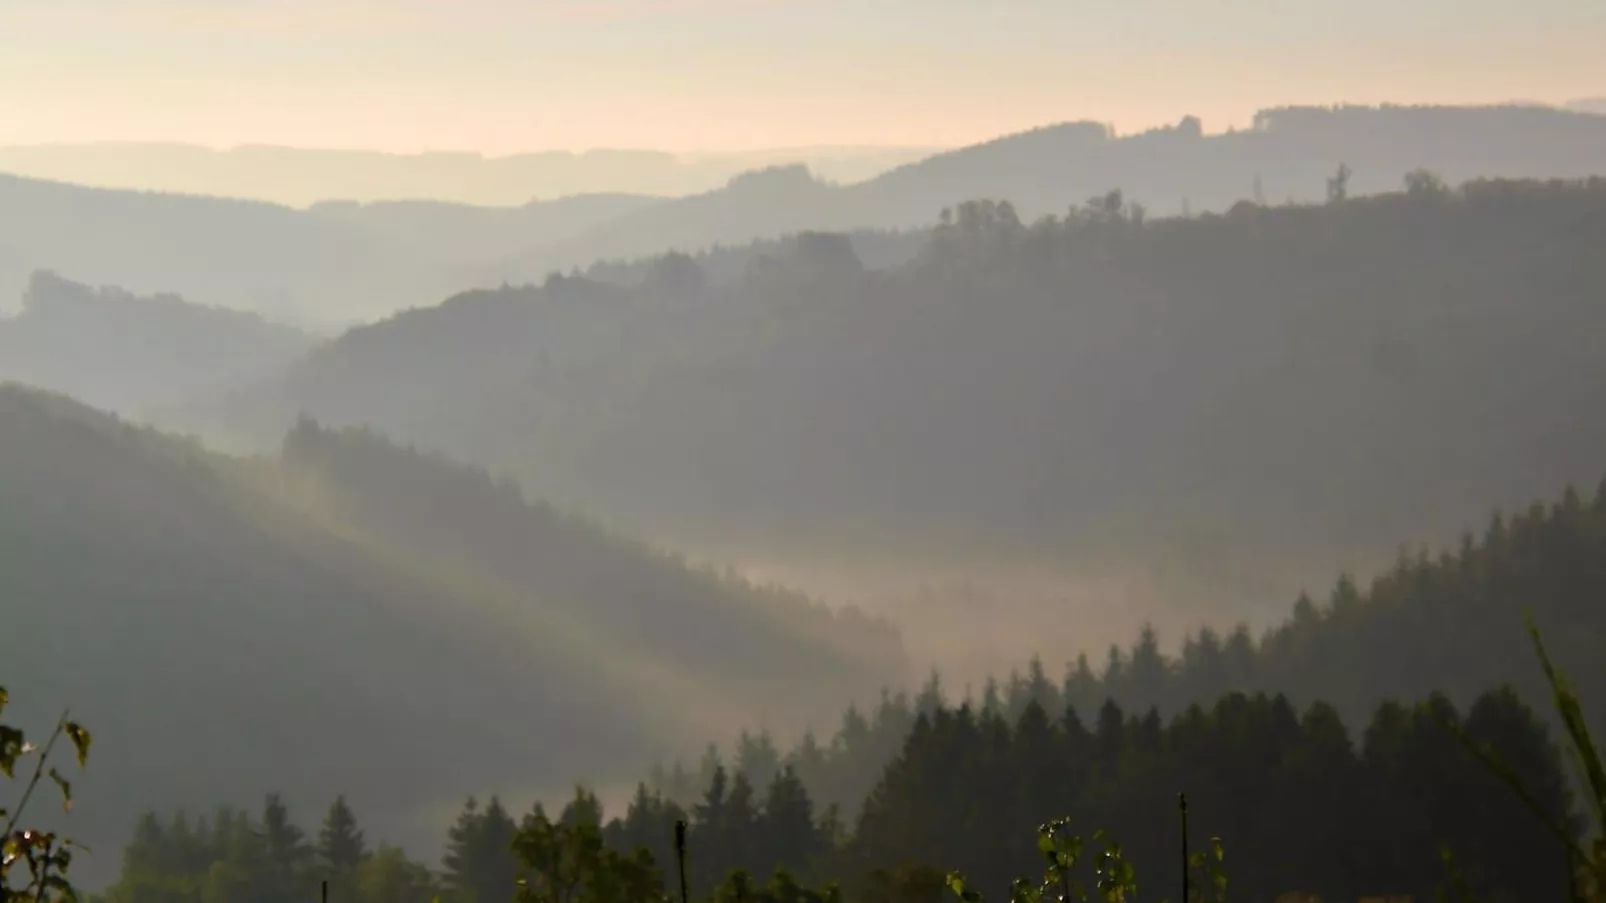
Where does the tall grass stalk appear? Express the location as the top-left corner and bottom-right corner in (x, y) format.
(1436, 613), (1605, 902)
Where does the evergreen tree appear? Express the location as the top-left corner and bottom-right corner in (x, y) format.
(442, 797), (485, 903)
(261, 793), (312, 902)
(318, 795), (369, 875)
(441, 795), (523, 903)
(759, 767), (821, 879)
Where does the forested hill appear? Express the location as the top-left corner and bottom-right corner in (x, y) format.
(653, 478), (1606, 827)
(483, 103), (1606, 283)
(853, 103), (1606, 223)
(275, 418), (904, 691)
(202, 176), (1606, 572)
(0, 270), (312, 416)
(0, 385), (903, 887)
(83, 480), (1603, 903)
(8, 104), (1606, 327)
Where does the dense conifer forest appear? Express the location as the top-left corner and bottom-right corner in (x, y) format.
(61, 683), (1585, 903)
(654, 479), (1606, 825)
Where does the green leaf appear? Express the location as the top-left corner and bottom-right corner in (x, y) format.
(46, 770), (72, 813)
(0, 726), (23, 778)
(62, 723), (90, 769)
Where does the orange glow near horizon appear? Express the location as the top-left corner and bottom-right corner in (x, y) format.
(0, 0), (1603, 155)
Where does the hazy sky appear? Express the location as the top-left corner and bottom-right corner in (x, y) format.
(2, 0), (1604, 154)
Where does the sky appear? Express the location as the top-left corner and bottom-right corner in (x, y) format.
(2, 0), (1604, 154)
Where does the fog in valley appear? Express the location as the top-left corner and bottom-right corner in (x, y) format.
(4, 3), (1606, 902)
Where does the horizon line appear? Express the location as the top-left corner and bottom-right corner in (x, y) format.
(2, 98), (1598, 160)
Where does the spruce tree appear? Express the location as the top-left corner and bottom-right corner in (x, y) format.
(262, 793), (312, 902)
(442, 796), (483, 903)
(759, 766), (820, 879)
(318, 795), (369, 877)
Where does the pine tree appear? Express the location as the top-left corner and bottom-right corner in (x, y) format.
(736, 730), (782, 791)
(318, 795), (368, 875)
(477, 797), (520, 903)
(442, 796), (518, 903)
(759, 766), (821, 879)
(1127, 623), (1170, 709)
(442, 796), (483, 903)
(261, 793), (311, 902)
(558, 786), (603, 828)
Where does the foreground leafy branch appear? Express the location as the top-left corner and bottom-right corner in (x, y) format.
(1435, 614), (1606, 903)
(1, 687), (92, 903)
(946, 811), (1225, 903)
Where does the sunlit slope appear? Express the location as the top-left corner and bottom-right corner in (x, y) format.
(269, 417), (906, 711)
(0, 385), (901, 885)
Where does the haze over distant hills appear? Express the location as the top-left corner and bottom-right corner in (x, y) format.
(182, 176), (1606, 681)
(5, 103), (1606, 327)
(6, 87), (1606, 899)
(484, 103), (1606, 284)
(0, 271), (313, 416)
(4, 99), (1598, 208)
(0, 143), (939, 208)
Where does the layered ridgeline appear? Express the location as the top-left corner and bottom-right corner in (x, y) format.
(0, 143), (935, 208)
(484, 103), (1606, 285)
(0, 385), (904, 887)
(197, 177), (1606, 577)
(650, 478), (1606, 833)
(6, 103), (1606, 326)
(0, 172), (655, 328)
(0, 271), (313, 416)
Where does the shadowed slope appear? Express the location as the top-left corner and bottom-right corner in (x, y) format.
(0, 386), (902, 887)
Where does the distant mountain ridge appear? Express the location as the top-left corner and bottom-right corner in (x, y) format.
(0, 142), (938, 207)
(6, 103), (1606, 326)
(488, 103), (1606, 285)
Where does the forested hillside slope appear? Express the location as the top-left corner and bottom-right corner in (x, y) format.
(0, 271), (312, 415)
(656, 477), (1606, 847)
(7, 103), (1605, 326)
(485, 103), (1606, 283)
(203, 177), (1606, 583)
(0, 386), (902, 886)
